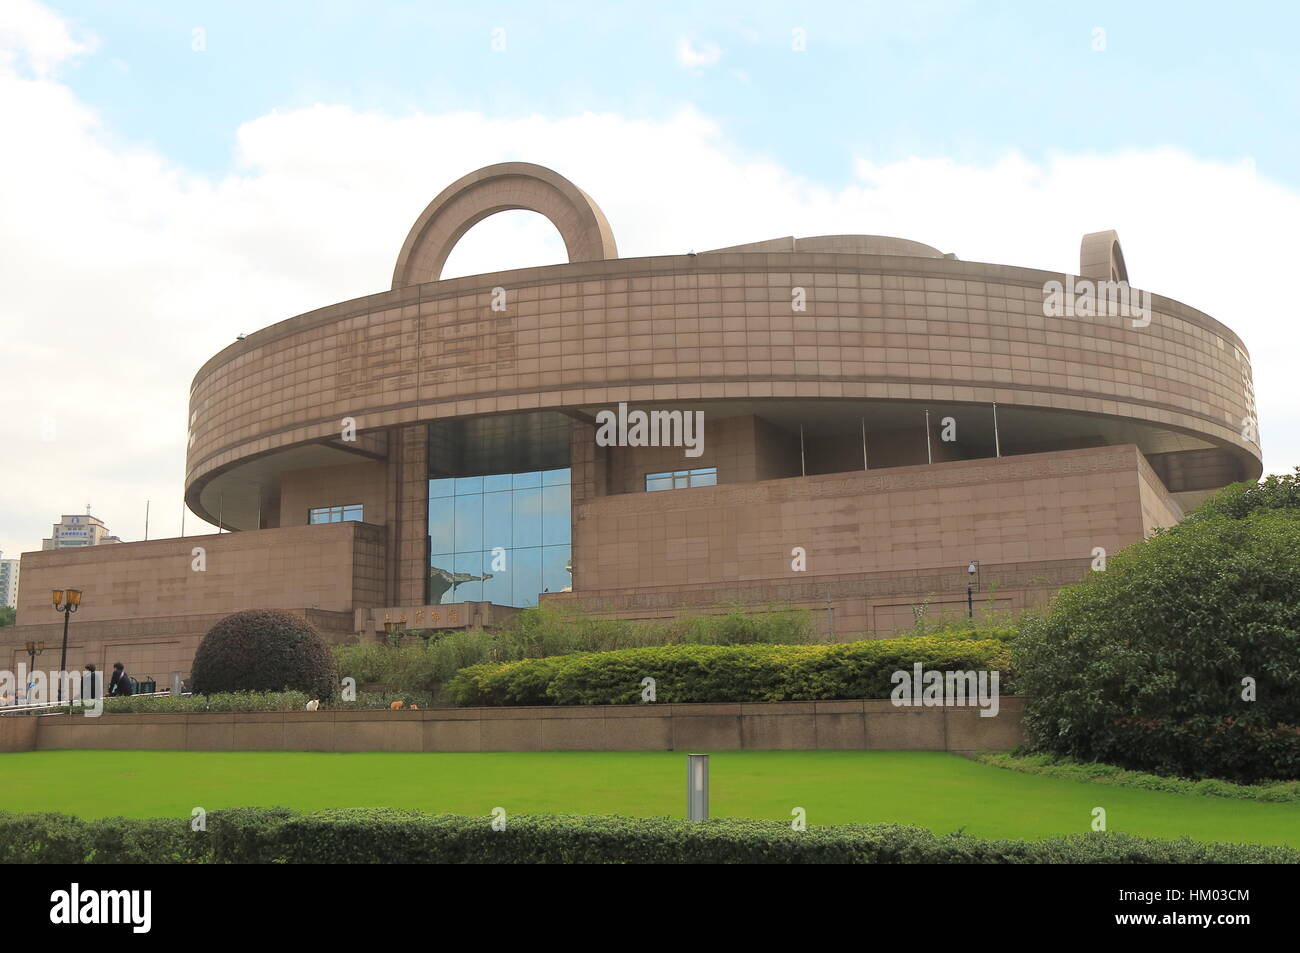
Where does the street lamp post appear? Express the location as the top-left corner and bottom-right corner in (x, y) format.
(19, 641), (43, 706)
(24, 639), (44, 672)
(966, 561), (980, 620)
(52, 588), (82, 702)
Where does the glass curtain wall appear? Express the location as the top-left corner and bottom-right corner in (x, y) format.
(426, 412), (573, 607)
(427, 470), (571, 606)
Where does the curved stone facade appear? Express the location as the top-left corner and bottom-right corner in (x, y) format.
(186, 249), (1260, 529)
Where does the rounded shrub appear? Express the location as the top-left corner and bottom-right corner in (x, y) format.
(191, 610), (337, 699)
(1014, 507), (1300, 782)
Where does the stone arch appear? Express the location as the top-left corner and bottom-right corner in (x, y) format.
(1079, 229), (1129, 283)
(391, 162), (618, 288)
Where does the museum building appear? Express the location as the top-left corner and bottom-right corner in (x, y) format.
(3, 162), (1263, 680)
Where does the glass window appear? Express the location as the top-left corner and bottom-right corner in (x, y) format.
(453, 475), (484, 495)
(512, 487), (542, 548)
(691, 469), (717, 487)
(429, 554), (457, 605)
(428, 497), (455, 555)
(644, 467), (718, 492)
(451, 550), (484, 603)
(541, 483), (570, 546)
(453, 494), (483, 552)
(308, 504), (364, 523)
(481, 551), (512, 606)
(482, 490), (512, 552)
(541, 544), (572, 595)
(511, 546), (543, 607)
(426, 466), (572, 608)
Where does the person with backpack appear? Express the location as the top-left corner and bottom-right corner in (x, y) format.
(108, 662), (134, 697)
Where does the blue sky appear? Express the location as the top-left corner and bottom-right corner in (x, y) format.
(2, 0), (1298, 552)
(50, 1), (1300, 186)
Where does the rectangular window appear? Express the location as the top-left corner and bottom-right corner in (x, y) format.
(308, 504), (364, 524)
(644, 467), (718, 492)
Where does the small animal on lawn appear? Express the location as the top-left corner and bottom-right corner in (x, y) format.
(305, 699), (321, 711)
(409, 704), (419, 710)
(390, 700), (405, 710)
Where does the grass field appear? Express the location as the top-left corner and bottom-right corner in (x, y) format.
(3, 749), (1298, 846)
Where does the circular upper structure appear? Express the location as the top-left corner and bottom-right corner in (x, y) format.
(185, 163), (1261, 531)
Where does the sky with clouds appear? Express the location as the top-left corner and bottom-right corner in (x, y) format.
(1, 0), (1298, 559)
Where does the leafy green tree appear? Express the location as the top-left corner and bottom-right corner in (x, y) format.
(1015, 509), (1300, 781)
(0, 606), (15, 627)
(1188, 466), (1300, 521)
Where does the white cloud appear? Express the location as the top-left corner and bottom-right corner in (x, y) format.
(676, 36), (721, 71)
(0, 0), (95, 76)
(1, 6), (1298, 559)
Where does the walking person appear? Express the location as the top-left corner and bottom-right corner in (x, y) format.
(108, 662), (134, 697)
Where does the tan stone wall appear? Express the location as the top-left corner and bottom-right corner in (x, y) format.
(28, 697), (1024, 753)
(1137, 453), (1187, 535)
(607, 414), (760, 493)
(571, 445), (1147, 594)
(13, 522), (386, 626)
(0, 715), (36, 752)
(278, 461), (388, 528)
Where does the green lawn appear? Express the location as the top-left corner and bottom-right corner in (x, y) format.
(3, 749), (1298, 846)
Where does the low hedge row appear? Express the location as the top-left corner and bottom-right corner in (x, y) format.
(50, 690), (435, 715)
(446, 636), (1012, 706)
(1, 808), (1293, 864)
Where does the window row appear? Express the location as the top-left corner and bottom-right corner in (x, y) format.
(645, 467), (718, 492)
(308, 504), (363, 523)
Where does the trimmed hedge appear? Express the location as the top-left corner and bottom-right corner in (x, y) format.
(0, 808), (1293, 864)
(447, 636), (1012, 706)
(192, 610), (337, 700)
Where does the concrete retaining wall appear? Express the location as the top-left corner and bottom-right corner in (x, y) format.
(5, 698), (1023, 753)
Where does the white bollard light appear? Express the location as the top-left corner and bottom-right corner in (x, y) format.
(687, 753), (709, 821)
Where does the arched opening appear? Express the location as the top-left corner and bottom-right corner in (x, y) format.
(439, 209), (568, 280)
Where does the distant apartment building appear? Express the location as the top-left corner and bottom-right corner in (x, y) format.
(0, 554), (17, 610)
(41, 513), (123, 550)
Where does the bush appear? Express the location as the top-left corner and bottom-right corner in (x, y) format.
(332, 605), (816, 699)
(191, 610), (337, 700)
(0, 808), (1292, 864)
(1015, 507), (1300, 782)
(973, 752), (1300, 803)
(447, 635), (1012, 706)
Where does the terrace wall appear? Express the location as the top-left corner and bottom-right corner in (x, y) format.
(5, 697), (1024, 753)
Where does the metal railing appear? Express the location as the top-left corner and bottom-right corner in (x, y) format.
(0, 689), (182, 716)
